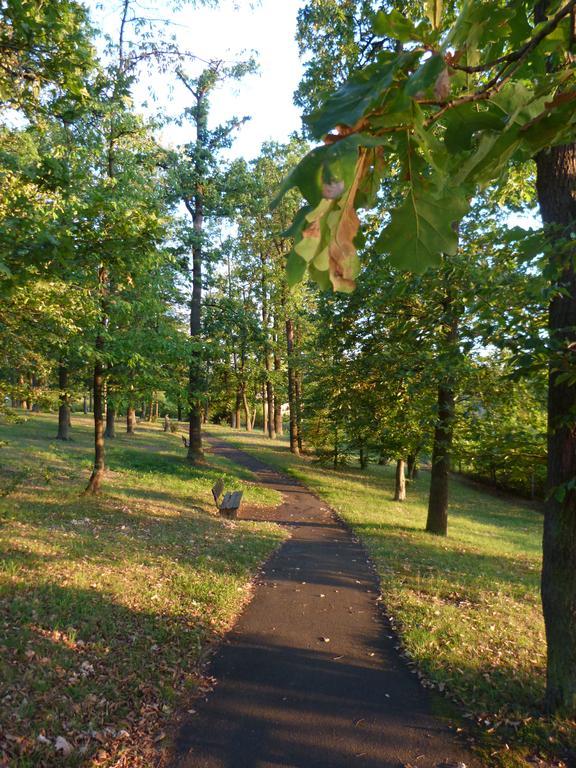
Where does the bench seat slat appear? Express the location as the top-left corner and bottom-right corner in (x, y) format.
(220, 491), (243, 510)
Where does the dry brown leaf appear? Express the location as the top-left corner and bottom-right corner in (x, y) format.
(328, 151), (368, 291)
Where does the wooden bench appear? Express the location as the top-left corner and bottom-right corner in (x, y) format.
(211, 478), (243, 519)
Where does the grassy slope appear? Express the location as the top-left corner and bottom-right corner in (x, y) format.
(0, 413), (286, 768)
(209, 425), (574, 768)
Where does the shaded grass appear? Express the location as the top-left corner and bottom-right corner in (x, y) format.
(209, 425), (574, 768)
(0, 413), (286, 767)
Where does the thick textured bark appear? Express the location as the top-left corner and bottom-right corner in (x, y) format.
(163, 415), (170, 432)
(127, 406), (136, 434)
(56, 364), (71, 441)
(286, 318), (299, 455)
(104, 403), (116, 438)
(536, 142), (576, 713)
(394, 459), (406, 501)
(426, 385), (455, 535)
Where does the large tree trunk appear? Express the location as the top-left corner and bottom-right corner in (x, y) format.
(104, 402), (116, 438)
(426, 385), (455, 535)
(56, 364), (71, 441)
(536, 142), (576, 714)
(286, 318), (300, 455)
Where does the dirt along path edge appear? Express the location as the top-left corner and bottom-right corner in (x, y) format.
(170, 437), (481, 768)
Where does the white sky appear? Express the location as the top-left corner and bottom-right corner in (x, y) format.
(90, 0), (305, 160)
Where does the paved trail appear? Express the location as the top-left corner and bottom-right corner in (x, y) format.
(173, 439), (479, 768)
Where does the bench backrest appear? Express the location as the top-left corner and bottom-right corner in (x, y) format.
(212, 478), (225, 506)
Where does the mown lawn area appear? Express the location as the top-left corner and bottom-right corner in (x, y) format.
(208, 425), (574, 768)
(0, 412), (285, 767)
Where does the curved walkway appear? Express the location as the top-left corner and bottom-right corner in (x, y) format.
(172, 439), (479, 768)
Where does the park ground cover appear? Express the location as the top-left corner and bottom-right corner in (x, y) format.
(209, 425), (575, 768)
(0, 413), (285, 768)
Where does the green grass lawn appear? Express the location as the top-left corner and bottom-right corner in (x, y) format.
(208, 425), (574, 768)
(0, 412), (286, 767)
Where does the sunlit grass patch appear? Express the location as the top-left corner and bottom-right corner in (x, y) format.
(210, 425), (573, 768)
(0, 413), (286, 767)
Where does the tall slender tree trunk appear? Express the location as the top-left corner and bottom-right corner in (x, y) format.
(235, 388), (242, 429)
(394, 459), (406, 501)
(295, 321), (304, 453)
(242, 388), (252, 431)
(266, 377), (275, 439)
(426, 267), (459, 536)
(260, 252), (276, 440)
(127, 406), (136, 434)
(181, 77), (210, 464)
(295, 374), (303, 453)
(56, 364), (71, 441)
(273, 322), (283, 436)
(104, 402), (116, 438)
(261, 384), (267, 434)
(536, 141), (576, 713)
(177, 398), (182, 422)
(83, 394), (88, 415)
(407, 454), (419, 480)
(426, 385), (455, 535)
(286, 318), (299, 455)
(86, 267), (107, 494)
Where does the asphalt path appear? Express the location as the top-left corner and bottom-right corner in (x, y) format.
(172, 438), (480, 768)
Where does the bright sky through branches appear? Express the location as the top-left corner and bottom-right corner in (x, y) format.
(89, 0), (304, 160)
